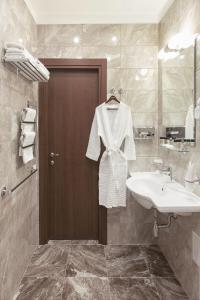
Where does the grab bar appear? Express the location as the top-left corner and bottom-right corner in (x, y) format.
(1, 168), (37, 198)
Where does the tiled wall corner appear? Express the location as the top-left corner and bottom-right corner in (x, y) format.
(0, 1), (38, 299)
(158, 1), (200, 299)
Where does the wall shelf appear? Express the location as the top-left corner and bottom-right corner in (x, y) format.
(3, 45), (50, 82)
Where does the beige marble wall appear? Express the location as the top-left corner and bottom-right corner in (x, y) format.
(158, 1), (200, 299)
(0, 1), (38, 299)
(37, 24), (159, 245)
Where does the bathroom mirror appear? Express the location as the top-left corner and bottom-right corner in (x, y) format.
(159, 35), (197, 142)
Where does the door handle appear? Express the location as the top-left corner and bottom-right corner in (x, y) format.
(49, 152), (60, 158)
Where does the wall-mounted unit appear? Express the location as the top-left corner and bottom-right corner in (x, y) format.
(3, 42), (50, 82)
(134, 127), (155, 140)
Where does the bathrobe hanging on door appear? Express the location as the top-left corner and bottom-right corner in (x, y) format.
(86, 102), (136, 208)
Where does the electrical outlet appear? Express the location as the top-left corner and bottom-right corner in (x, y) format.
(192, 231), (200, 267)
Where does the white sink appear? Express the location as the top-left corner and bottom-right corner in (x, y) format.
(126, 172), (200, 214)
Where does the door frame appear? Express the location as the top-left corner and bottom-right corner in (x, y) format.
(39, 59), (107, 245)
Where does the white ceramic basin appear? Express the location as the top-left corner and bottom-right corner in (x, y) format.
(126, 172), (200, 214)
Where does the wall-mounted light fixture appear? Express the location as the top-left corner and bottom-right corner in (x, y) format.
(158, 32), (199, 61)
(158, 47), (179, 61)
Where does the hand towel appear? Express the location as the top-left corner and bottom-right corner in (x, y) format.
(5, 42), (25, 50)
(185, 104), (194, 139)
(21, 108), (36, 122)
(21, 123), (35, 132)
(20, 132), (36, 147)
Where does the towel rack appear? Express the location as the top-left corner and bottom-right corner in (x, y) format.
(1, 168), (37, 198)
(20, 103), (37, 162)
(3, 48), (50, 82)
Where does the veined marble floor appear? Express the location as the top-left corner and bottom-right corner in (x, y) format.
(14, 241), (189, 300)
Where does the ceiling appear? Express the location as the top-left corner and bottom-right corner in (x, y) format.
(24, 0), (174, 24)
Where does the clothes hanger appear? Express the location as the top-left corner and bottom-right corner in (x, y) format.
(105, 94), (120, 103)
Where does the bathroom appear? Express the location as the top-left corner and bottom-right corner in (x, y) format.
(0, 0), (200, 299)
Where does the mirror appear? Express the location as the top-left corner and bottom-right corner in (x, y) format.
(159, 35), (197, 142)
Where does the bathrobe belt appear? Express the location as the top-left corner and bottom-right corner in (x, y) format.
(104, 147), (126, 191)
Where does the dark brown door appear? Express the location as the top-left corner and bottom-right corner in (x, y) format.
(39, 59), (107, 244)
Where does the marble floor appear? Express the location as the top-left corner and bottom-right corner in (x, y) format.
(14, 241), (189, 300)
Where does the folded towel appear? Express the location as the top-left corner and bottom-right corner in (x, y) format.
(19, 146), (34, 164)
(21, 108), (36, 122)
(21, 123), (35, 132)
(4, 49), (33, 62)
(20, 132), (36, 147)
(5, 42), (25, 50)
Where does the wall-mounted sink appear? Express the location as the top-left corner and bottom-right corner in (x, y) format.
(126, 172), (200, 214)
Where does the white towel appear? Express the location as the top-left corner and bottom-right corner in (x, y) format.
(5, 42), (25, 50)
(35, 59), (50, 77)
(20, 132), (36, 147)
(21, 123), (35, 132)
(185, 105), (194, 139)
(20, 146), (34, 164)
(21, 108), (36, 122)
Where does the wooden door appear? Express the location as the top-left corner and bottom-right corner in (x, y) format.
(39, 59), (107, 244)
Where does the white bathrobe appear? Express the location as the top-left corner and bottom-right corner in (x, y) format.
(86, 102), (136, 208)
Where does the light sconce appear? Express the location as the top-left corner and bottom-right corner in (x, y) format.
(168, 33), (195, 50)
(158, 47), (179, 61)
(158, 32), (199, 61)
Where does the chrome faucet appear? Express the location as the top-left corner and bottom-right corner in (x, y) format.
(161, 166), (173, 182)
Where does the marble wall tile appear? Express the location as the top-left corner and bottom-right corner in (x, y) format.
(121, 24), (158, 46)
(132, 113), (158, 128)
(135, 140), (158, 157)
(161, 47), (194, 68)
(37, 25), (83, 47)
(0, 174), (38, 300)
(124, 90), (157, 113)
(162, 67), (194, 90)
(0, 142), (10, 188)
(0, 1), (38, 299)
(82, 24), (120, 46)
(162, 112), (186, 127)
(107, 69), (121, 91)
(121, 46), (158, 68)
(129, 156), (160, 173)
(121, 69), (158, 90)
(158, 1), (200, 299)
(162, 89), (193, 113)
(82, 46), (120, 68)
(37, 46), (82, 59)
(178, 0), (200, 35)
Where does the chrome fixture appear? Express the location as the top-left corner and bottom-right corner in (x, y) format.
(49, 152), (60, 158)
(49, 152), (60, 167)
(0, 168), (38, 199)
(1, 186), (9, 198)
(153, 209), (177, 237)
(161, 166), (173, 182)
(185, 177), (200, 184)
